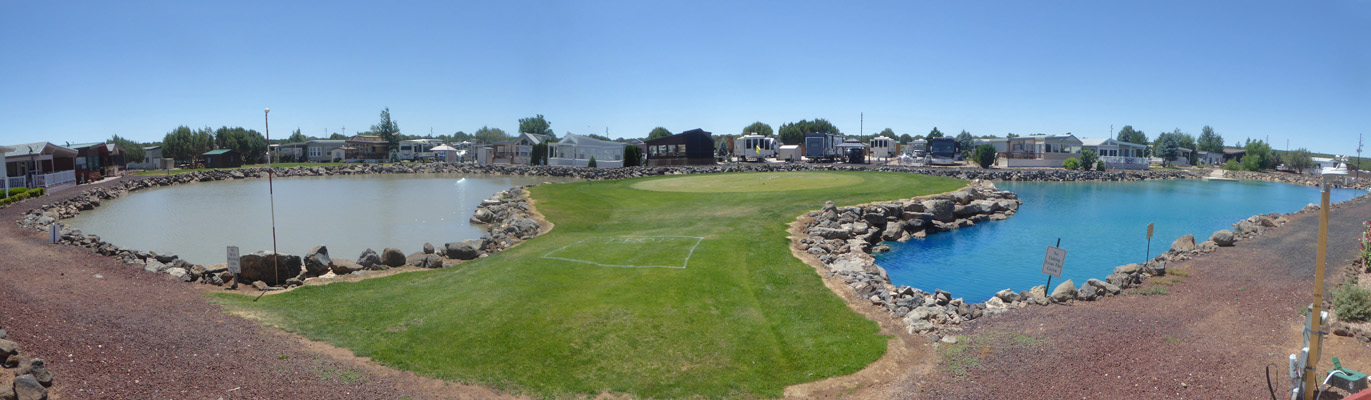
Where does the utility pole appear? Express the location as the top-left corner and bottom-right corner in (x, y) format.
(860, 112), (864, 142)
(1358, 133), (1364, 181)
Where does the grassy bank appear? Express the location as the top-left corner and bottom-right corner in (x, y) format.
(213, 171), (964, 398)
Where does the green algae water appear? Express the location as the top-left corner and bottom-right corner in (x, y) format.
(874, 179), (1366, 302)
(67, 174), (575, 265)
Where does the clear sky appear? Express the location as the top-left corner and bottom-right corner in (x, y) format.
(2, 1), (1368, 155)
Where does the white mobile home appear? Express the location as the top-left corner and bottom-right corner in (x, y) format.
(734, 135), (776, 162)
(869, 136), (897, 161)
(549, 134), (627, 168)
(1080, 138), (1148, 170)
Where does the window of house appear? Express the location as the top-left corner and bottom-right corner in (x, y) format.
(309, 147), (322, 157)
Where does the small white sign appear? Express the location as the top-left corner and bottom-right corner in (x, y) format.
(227, 246), (241, 274)
(1041, 245), (1066, 278)
(49, 224), (60, 244)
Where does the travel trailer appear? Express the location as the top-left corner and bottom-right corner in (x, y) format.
(734, 135), (777, 162)
(803, 132), (842, 162)
(869, 136), (897, 161)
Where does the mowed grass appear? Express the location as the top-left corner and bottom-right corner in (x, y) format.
(211, 171), (964, 399)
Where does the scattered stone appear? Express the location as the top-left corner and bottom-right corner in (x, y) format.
(444, 241), (481, 260)
(420, 254), (444, 269)
(12, 374), (45, 400)
(236, 251), (302, 286)
(331, 259), (363, 275)
(1170, 234), (1197, 253)
(304, 245), (334, 275)
(1210, 230), (1235, 246)
(16, 358), (52, 387)
(357, 248), (382, 269)
(1050, 280), (1077, 302)
(381, 248), (406, 267)
(423, 243), (435, 254)
(252, 280), (269, 291)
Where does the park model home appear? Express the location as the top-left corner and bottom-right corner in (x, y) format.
(278, 140), (346, 163)
(549, 134), (627, 168)
(491, 133), (553, 165)
(1080, 138), (1148, 170)
(983, 134), (1083, 168)
(4, 142), (77, 189)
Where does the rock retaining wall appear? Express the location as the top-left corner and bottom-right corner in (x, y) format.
(1223, 169), (1370, 190)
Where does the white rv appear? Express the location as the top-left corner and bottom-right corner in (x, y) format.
(869, 136), (897, 161)
(734, 135), (777, 162)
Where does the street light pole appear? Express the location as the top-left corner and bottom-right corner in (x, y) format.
(264, 108), (280, 293)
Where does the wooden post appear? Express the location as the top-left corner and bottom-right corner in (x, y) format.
(1304, 184), (1331, 399)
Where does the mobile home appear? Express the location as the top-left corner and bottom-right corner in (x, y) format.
(733, 135), (777, 162)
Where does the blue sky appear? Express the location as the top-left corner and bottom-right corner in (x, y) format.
(2, 1), (1368, 155)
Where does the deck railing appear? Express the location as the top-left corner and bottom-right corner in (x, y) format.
(6, 176), (25, 189)
(35, 170), (76, 187)
(998, 151), (1041, 160)
(1102, 156), (1148, 166)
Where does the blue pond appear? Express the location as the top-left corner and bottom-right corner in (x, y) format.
(874, 179), (1365, 303)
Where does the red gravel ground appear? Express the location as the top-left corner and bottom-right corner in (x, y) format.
(878, 195), (1371, 399)
(0, 177), (519, 399)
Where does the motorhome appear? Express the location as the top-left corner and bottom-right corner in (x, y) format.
(803, 132), (841, 162)
(734, 135), (777, 162)
(926, 137), (959, 165)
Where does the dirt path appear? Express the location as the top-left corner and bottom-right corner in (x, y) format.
(888, 196), (1371, 399)
(0, 177), (516, 399)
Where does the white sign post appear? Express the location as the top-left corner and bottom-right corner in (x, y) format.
(1041, 239), (1066, 292)
(227, 246), (241, 274)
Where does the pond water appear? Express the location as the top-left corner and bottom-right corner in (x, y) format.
(874, 179), (1366, 302)
(67, 174), (575, 265)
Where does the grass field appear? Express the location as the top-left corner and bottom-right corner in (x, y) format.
(212, 171), (964, 398)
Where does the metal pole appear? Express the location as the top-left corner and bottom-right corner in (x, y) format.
(266, 108), (280, 290)
(1144, 238), (1151, 265)
(1303, 182), (1332, 399)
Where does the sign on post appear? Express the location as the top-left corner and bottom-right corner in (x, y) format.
(227, 246), (241, 274)
(1147, 222), (1155, 240)
(1041, 246), (1066, 278)
(49, 224), (60, 244)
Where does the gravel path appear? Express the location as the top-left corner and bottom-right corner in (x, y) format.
(891, 195), (1371, 399)
(0, 177), (511, 399)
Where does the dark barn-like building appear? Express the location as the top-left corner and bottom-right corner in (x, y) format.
(203, 149), (243, 169)
(645, 129), (716, 166)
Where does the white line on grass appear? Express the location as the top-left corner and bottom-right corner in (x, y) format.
(541, 236), (704, 269)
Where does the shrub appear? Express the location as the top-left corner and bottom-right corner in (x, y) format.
(1242, 155), (1262, 171)
(587, 156), (598, 168)
(972, 144), (997, 169)
(1079, 149), (1099, 171)
(1096, 160), (1107, 172)
(6, 187), (27, 198)
(1223, 159), (1241, 171)
(1062, 158), (1080, 170)
(623, 146), (643, 167)
(1335, 278), (1371, 322)
(1361, 221), (1371, 272)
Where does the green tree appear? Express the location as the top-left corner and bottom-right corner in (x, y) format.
(876, 128), (896, 139)
(1079, 149), (1099, 171)
(1006, 133), (1021, 138)
(586, 133), (613, 141)
(213, 126), (268, 164)
(372, 107), (401, 155)
(777, 119), (841, 145)
(927, 127), (944, 138)
(328, 133), (347, 140)
(716, 136), (732, 157)
(954, 130), (975, 155)
(109, 135), (145, 166)
(287, 129), (309, 143)
(161, 125), (195, 163)
(1155, 133), (1181, 165)
(587, 156), (597, 168)
(1197, 125), (1224, 152)
(519, 114), (554, 138)
(473, 126), (511, 144)
(623, 145), (643, 167)
(1063, 158), (1081, 170)
(973, 144), (997, 168)
(529, 142), (549, 165)
(1287, 148), (1315, 173)
(1116, 125), (1148, 146)
(898, 133), (914, 143)
(647, 127), (672, 140)
(1243, 138), (1274, 171)
(742, 122), (773, 137)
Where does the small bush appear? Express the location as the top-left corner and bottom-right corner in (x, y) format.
(31, 187), (43, 197)
(1062, 158), (1080, 170)
(1360, 221), (1371, 271)
(587, 156), (598, 168)
(1223, 159), (1241, 171)
(972, 144), (997, 169)
(1335, 279), (1371, 322)
(1096, 160), (1107, 172)
(622, 146), (643, 168)
(1079, 149), (1099, 171)
(6, 187), (27, 198)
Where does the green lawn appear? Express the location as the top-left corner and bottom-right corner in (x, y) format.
(133, 162), (349, 175)
(212, 171), (965, 399)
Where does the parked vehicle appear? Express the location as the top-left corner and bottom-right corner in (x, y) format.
(869, 136), (897, 161)
(734, 135), (777, 162)
(803, 132), (842, 162)
(926, 137), (959, 165)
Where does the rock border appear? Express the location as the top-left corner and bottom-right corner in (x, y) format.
(1222, 169), (1370, 190)
(791, 180), (1371, 341)
(0, 325), (54, 400)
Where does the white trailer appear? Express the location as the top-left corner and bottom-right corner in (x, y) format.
(777, 145), (801, 162)
(869, 136), (897, 162)
(734, 135), (777, 162)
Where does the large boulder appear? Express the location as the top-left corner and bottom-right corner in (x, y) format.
(1050, 279), (1077, 303)
(444, 241), (481, 260)
(304, 245), (334, 276)
(357, 248), (382, 269)
(12, 374), (46, 400)
(236, 251), (302, 286)
(381, 248), (406, 267)
(420, 254), (444, 269)
(922, 199), (956, 222)
(1170, 234), (1196, 253)
(330, 259), (363, 275)
(17, 358), (52, 387)
(1209, 230), (1235, 247)
(423, 243), (435, 254)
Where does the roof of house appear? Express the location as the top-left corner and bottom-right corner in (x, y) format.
(429, 145), (458, 151)
(203, 149), (236, 155)
(554, 134), (627, 148)
(143, 145), (161, 151)
(4, 142), (78, 157)
(1224, 148), (1247, 155)
(65, 142), (105, 150)
(1080, 137), (1147, 148)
